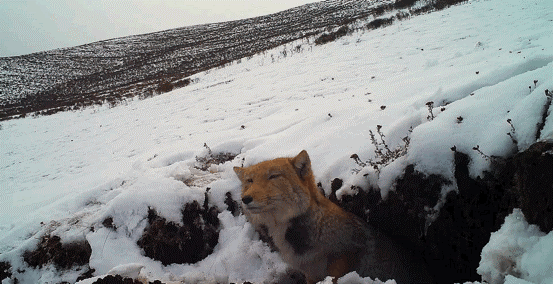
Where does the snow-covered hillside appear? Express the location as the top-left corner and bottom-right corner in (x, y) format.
(1, 0), (552, 283)
(0, 0), (385, 120)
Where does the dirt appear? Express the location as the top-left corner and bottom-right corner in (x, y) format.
(136, 200), (220, 265)
(512, 141), (553, 232)
(330, 141), (553, 283)
(0, 261), (12, 282)
(91, 275), (145, 284)
(22, 235), (92, 270)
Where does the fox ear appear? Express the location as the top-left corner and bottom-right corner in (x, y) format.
(291, 150), (311, 180)
(233, 167), (245, 181)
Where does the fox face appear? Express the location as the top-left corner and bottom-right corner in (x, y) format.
(234, 150), (316, 222)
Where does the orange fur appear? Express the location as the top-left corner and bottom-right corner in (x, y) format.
(328, 255), (351, 282)
(234, 150), (366, 283)
(235, 151), (434, 284)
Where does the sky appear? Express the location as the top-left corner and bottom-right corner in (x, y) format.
(0, 0), (322, 57)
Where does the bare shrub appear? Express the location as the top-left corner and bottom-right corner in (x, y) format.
(367, 17), (395, 30)
(156, 80), (174, 94)
(315, 25), (350, 45)
(351, 125), (411, 174)
(394, 0), (418, 9)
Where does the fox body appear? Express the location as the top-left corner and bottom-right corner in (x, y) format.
(234, 151), (432, 284)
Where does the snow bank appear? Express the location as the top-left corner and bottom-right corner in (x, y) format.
(409, 60), (553, 180)
(317, 271), (397, 284)
(76, 212), (289, 284)
(478, 209), (553, 284)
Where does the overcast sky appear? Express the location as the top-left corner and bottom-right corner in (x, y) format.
(0, 0), (322, 57)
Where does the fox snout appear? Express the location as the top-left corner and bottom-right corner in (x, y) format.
(241, 194), (263, 212)
(242, 195), (253, 205)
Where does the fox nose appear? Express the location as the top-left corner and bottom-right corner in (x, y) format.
(242, 195), (253, 205)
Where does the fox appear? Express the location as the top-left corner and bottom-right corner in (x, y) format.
(234, 150), (432, 284)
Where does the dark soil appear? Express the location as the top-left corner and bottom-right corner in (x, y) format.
(137, 200), (220, 265)
(0, 261), (12, 281)
(225, 191), (241, 217)
(330, 141), (553, 284)
(102, 216), (117, 230)
(76, 268), (96, 282)
(23, 235), (92, 270)
(195, 150), (237, 171)
(512, 141), (553, 232)
(91, 275), (144, 284)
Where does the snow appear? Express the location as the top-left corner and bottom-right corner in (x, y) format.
(106, 263), (145, 278)
(75, 263), (146, 284)
(317, 271), (397, 284)
(504, 275), (537, 284)
(1, 0), (553, 283)
(478, 209), (553, 284)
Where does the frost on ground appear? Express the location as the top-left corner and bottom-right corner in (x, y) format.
(1, 0), (553, 283)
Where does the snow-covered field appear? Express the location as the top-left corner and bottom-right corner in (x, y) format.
(1, 0), (552, 283)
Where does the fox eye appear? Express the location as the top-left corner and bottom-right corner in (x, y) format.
(246, 178), (253, 183)
(268, 173), (280, 180)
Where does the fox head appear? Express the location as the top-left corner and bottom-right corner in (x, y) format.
(234, 150), (320, 222)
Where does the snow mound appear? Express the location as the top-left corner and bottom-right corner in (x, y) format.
(478, 209), (553, 284)
(317, 271), (397, 284)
